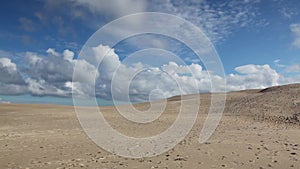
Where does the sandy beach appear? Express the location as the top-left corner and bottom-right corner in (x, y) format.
(1, 84), (300, 169)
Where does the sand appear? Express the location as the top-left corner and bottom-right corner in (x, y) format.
(0, 83), (300, 169)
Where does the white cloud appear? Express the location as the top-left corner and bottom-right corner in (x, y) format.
(109, 61), (208, 102)
(273, 59), (285, 68)
(0, 83), (27, 95)
(147, 0), (264, 43)
(25, 52), (42, 65)
(26, 78), (69, 96)
(279, 75), (300, 85)
(286, 64), (300, 73)
(24, 48), (99, 97)
(290, 23), (300, 48)
(280, 8), (297, 19)
(226, 64), (280, 91)
(46, 48), (60, 56)
(0, 46), (299, 101)
(0, 58), (24, 84)
(277, 1), (299, 19)
(74, 45), (216, 101)
(63, 49), (74, 61)
(0, 57), (27, 95)
(92, 45), (121, 79)
(71, 0), (147, 18)
(0, 57), (17, 71)
(0, 50), (13, 58)
(184, 57), (201, 63)
(65, 81), (94, 97)
(44, 0), (263, 44)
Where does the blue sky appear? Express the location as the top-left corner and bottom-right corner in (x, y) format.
(0, 0), (300, 103)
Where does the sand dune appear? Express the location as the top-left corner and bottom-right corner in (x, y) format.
(226, 83), (300, 124)
(0, 83), (300, 169)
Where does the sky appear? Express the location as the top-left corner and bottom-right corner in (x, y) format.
(0, 0), (300, 103)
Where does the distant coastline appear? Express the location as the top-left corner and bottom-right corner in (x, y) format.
(1, 83), (300, 107)
(0, 94), (121, 106)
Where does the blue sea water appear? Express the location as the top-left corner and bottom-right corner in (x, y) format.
(0, 94), (126, 106)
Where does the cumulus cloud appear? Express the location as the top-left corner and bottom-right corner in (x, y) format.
(0, 46), (299, 102)
(227, 64), (280, 91)
(290, 23), (300, 48)
(0, 57), (27, 95)
(79, 45), (224, 101)
(0, 58), (24, 84)
(23, 48), (98, 97)
(25, 78), (68, 96)
(279, 75), (300, 85)
(0, 83), (27, 95)
(46, 48), (60, 56)
(92, 45), (121, 80)
(109, 61), (210, 102)
(63, 49), (74, 61)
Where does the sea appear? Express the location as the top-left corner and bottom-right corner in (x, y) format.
(0, 94), (127, 106)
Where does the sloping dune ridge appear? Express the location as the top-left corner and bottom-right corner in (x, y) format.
(225, 83), (300, 124)
(0, 83), (300, 169)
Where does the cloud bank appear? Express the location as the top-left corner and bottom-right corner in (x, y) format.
(0, 45), (299, 102)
